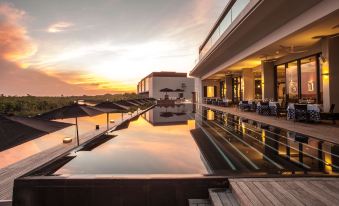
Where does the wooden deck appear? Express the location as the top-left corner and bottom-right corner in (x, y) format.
(229, 178), (339, 206)
(0, 110), (146, 201)
(202, 104), (339, 144)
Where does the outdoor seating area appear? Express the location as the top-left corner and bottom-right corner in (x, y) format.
(204, 97), (233, 107)
(222, 99), (339, 124)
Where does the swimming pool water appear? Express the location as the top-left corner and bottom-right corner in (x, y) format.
(53, 104), (339, 176)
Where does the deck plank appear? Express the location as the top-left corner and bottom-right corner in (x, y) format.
(243, 182), (272, 206)
(285, 181), (324, 206)
(252, 181), (283, 206)
(230, 178), (339, 206)
(269, 181), (304, 206)
(236, 182), (263, 206)
(309, 181), (339, 203)
(294, 181), (337, 206)
(230, 182), (252, 206)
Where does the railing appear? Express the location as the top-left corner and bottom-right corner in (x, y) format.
(199, 0), (250, 59)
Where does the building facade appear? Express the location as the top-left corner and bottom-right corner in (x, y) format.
(137, 72), (195, 100)
(190, 0), (339, 112)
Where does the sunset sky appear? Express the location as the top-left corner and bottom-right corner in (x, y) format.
(0, 0), (225, 96)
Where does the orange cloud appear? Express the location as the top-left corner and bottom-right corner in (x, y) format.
(47, 21), (73, 33)
(43, 70), (136, 94)
(0, 3), (37, 66)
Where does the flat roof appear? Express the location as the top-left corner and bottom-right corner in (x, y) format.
(147, 71), (187, 78)
(138, 72), (188, 84)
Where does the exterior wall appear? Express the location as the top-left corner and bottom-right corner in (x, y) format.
(149, 77), (154, 97)
(194, 78), (203, 103)
(150, 77), (195, 100)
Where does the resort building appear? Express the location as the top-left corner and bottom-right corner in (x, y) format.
(137, 71), (195, 100)
(190, 0), (339, 112)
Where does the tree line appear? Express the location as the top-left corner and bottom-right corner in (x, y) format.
(0, 93), (141, 116)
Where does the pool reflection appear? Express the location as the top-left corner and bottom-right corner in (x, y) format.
(49, 105), (339, 177)
(54, 105), (208, 175)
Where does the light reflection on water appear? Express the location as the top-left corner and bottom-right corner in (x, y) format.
(0, 112), (130, 168)
(54, 113), (208, 175)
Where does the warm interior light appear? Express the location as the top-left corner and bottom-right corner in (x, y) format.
(207, 110), (215, 121)
(207, 86), (215, 97)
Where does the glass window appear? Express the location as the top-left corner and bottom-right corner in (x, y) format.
(254, 70), (262, 99)
(276, 65), (286, 104)
(207, 86), (215, 98)
(231, 0), (250, 21)
(286, 61), (298, 102)
(219, 12), (232, 35)
(300, 57), (317, 103)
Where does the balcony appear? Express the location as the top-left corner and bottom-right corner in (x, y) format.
(199, 0), (251, 59)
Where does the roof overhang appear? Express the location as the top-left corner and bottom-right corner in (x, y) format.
(190, 0), (327, 78)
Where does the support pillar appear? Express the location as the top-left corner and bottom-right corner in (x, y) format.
(225, 75), (233, 100)
(322, 36), (339, 112)
(261, 61), (275, 100)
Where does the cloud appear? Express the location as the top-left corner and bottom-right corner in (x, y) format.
(43, 70), (136, 93)
(0, 58), (88, 96)
(0, 3), (37, 66)
(47, 21), (73, 33)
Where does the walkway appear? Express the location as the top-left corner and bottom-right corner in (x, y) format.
(0, 109), (148, 201)
(229, 178), (339, 206)
(202, 104), (339, 144)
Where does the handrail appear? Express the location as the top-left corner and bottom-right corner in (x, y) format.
(199, 0), (250, 60)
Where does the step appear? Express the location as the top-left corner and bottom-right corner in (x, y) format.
(209, 188), (239, 206)
(188, 199), (211, 206)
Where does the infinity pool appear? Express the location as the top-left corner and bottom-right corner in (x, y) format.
(51, 104), (339, 177)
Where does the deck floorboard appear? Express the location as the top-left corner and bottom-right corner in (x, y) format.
(230, 178), (339, 206)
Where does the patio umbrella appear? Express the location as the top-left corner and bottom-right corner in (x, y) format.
(95, 101), (129, 130)
(160, 88), (173, 95)
(128, 99), (143, 106)
(0, 115), (73, 151)
(36, 103), (104, 146)
(115, 100), (136, 108)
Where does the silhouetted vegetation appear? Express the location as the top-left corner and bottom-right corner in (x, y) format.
(0, 93), (144, 116)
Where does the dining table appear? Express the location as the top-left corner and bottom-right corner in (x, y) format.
(287, 103), (322, 121)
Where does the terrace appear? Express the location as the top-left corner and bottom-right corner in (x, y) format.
(8, 103), (339, 206)
(0, 99), (155, 204)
